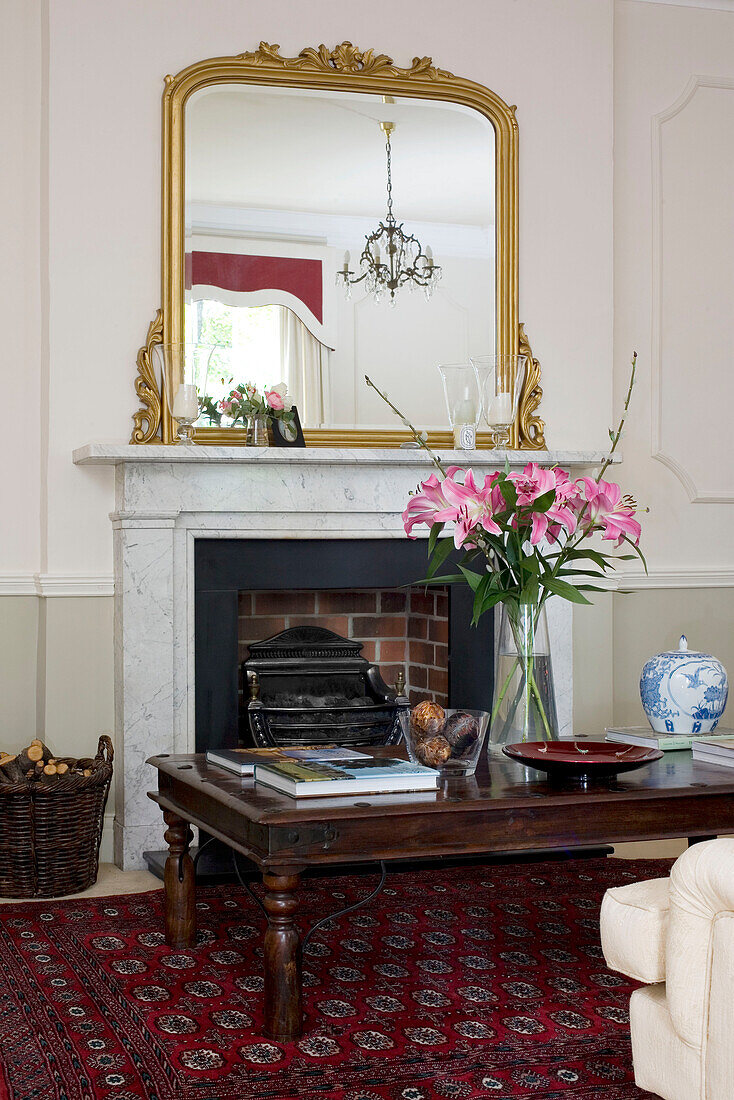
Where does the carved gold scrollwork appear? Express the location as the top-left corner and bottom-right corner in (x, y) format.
(237, 41), (454, 81)
(130, 310), (163, 444)
(517, 323), (546, 450)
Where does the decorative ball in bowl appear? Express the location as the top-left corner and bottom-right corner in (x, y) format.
(399, 702), (489, 776)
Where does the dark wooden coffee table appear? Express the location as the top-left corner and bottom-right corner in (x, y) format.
(148, 747), (734, 1041)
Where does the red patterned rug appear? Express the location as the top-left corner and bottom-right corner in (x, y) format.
(0, 857), (665, 1100)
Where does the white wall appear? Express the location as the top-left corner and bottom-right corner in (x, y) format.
(1, 0), (42, 574)
(607, 1), (734, 722)
(336, 255), (494, 427)
(614, 0), (734, 574)
(564, 0), (734, 744)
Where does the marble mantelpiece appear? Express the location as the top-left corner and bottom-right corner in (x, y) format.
(74, 444), (612, 468)
(74, 444), (611, 868)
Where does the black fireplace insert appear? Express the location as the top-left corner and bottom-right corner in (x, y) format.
(194, 537), (494, 754)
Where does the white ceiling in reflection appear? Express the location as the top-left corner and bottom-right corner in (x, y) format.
(186, 84), (495, 228)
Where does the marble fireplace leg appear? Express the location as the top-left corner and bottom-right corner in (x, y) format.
(112, 510), (179, 869)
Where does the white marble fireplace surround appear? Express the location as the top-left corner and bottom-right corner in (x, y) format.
(74, 444), (610, 869)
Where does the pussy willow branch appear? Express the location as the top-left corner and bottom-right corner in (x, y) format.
(597, 351), (637, 483)
(364, 375), (446, 476)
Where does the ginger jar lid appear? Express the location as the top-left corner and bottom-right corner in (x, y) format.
(648, 634), (718, 661)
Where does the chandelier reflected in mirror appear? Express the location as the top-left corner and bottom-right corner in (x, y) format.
(336, 119), (442, 305)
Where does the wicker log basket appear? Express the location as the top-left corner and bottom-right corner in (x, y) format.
(0, 736), (114, 898)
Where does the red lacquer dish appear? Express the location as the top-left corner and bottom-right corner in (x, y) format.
(502, 739), (663, 779)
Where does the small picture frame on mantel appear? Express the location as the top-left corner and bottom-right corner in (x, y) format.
(271, 407), (306, 448)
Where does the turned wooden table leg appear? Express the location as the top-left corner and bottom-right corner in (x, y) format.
(163, 810), (196, 948)
(262, 869), (303, 1041)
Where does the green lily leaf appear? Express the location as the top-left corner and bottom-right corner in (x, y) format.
(428, 522), (445, 557)
(413, 573), (466, 587)
(556, 568), (609, 579)
(426, 537), (455, 579)
(499, 479), (518, 509)
(562, 547), (614, 570)
(459, 565), (483, 592)
(541, 576), (592, 604)
(472, 588), (511, 626)
(532, 489), (556, 513)
(621, 536), (648, 574)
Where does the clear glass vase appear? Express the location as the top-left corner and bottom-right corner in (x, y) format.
(490, 602), (559, 745)
(247, 415), (269, 447)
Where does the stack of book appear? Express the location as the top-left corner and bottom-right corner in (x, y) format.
(206, 745), (368, 776)
(205, 745), (439, 797)
(692, 738), (734, 769)
(605, 727), (734, 752)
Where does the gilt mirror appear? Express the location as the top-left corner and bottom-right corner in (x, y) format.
(132, 42), (544, 448)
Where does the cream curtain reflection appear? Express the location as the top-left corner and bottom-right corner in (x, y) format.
(279, 306), (330, 427)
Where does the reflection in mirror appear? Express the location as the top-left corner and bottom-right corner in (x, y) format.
(184, 83), (495, 431)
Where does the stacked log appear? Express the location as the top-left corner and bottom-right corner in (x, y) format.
(0, 741), (96, 784)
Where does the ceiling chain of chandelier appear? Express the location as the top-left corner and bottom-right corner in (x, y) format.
(336, 121), (442, 305)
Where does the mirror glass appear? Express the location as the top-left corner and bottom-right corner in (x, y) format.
(184, 83), (495, 430)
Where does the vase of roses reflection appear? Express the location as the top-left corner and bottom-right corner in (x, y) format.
(365, 356), (645, 745)
(211, 381), (296, 445)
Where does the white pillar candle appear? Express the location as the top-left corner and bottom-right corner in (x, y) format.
(171, 383), (198, 421)
(454, 398), (477, 425)
(487, 391), (513, 426)
(453, 397), (477, 450)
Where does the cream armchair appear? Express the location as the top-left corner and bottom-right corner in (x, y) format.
(600, 839), (734, 1100)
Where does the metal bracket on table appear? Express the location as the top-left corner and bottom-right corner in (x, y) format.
(270, 822), (340, 855)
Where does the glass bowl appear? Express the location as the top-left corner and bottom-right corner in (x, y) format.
(398, 707), (489, 776)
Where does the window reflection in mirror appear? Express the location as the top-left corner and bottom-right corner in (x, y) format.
(184, 83), (495, 430)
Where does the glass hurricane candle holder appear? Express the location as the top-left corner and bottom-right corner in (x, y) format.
(152, 343), (215, 444)
(437, 362), (481, 450)
(470, 354), (528, 448)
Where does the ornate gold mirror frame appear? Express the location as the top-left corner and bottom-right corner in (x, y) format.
(132, 42), (545, 448)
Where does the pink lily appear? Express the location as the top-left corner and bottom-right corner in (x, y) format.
(440, 469), (502, 548)
(576, 477), (641, 546)
(554, 469), (583, 509)
(527, 503), (578, 546)
(509, 462), (556, 505)
(402, 473), (458, 537)
(600, 505), (642, 547)
(575, 477), (621, 521)
(528, 503), (581, 545)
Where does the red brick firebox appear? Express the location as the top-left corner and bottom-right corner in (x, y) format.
(238, 587), (449, 706)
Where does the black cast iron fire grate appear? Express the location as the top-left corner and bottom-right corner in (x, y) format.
(241, 625), (409, 747)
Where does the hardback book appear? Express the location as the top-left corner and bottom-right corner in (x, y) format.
(205, 746), (368, 777)
(691, 748), (734, 769)
(253, 756), (440, 798)
(605, 726), (734, 752)
(692, 739), (734, 761)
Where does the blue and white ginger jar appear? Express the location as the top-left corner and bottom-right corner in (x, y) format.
(640, 635), (728, 734)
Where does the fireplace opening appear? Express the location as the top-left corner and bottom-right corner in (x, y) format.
(239, 586), (450, 710)
(194, 538), (494, 754)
